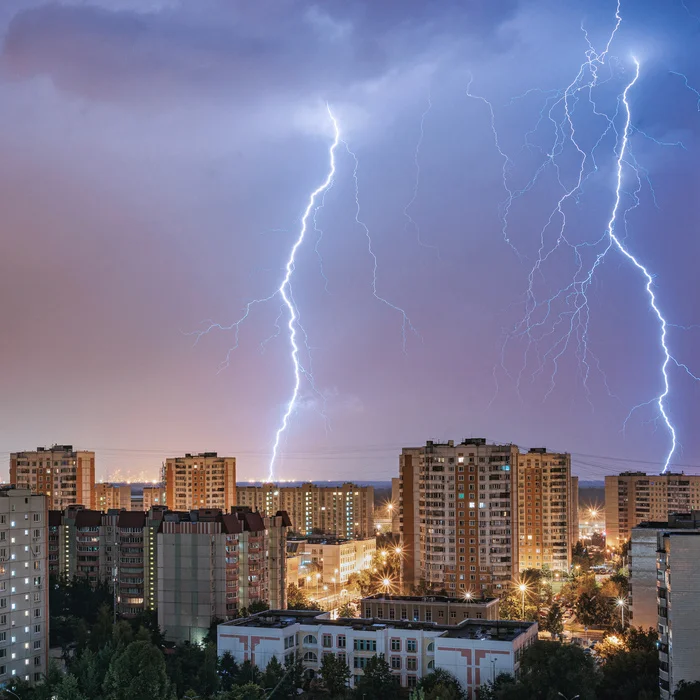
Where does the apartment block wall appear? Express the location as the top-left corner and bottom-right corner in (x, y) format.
(10, 446), (95, 510)
(95, 483), (132, 512)
(164, 453), (236, 512)
(515, 449), (573, 572)
(658, 532), (700, 698)
(157, 508), (290, 643)
(0, 489), (49, 685)
(605, 473), (700, 547)
(236, 482), (374, 538)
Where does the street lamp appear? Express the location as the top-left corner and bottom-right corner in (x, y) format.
(617, 598), (626, 627)
(316, 573), (321, 597)
(557, 693), (580, 700)
(464, 591), (473, 601)
(519, 583), (527, 619)
(382, 577), (392, 594)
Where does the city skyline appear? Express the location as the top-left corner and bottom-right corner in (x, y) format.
(1, 0), (699, 483)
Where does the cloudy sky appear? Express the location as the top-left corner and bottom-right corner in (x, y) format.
(0, 0), (698, 482)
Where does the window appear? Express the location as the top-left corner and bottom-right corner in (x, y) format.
(407, 675), (417, 688)
(390, 639), (401, 651)
(407, 657), (417, 671)
(303, 635), (317, 645)
(390, 656), (401, 670)
(303, 652), (318, 663)
(337, 635), (346, 648)
(33, 641), (41, 650)
(353, 639), (377, 652)
(407, 640), (417, 653)
(353, 657), (370, 669)
(337, 652), (346, 664)
(322, 634), (332, 648)
(427, 642), (434, 652)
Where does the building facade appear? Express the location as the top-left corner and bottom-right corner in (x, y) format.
(629, 512), (700, 633)
(400, 439), (519, 594)
(163, 453), (236, 512)
(94, 483), (132, 512)
(236, 482), (374, 538)
(515, 448), (575, 573)
(142, 485), (166, 510)
(360, 594), (500, 623)
(657, 530), (700, 698)
(605, 472), (700, 547)
(218, 611), (537, 695)
(157, 508), (290, 643)
(10, 445), (95, 510)
(48, 506), (163, 617)
(0, 488), (49, 685)
(399, 439), (578, 595)
(288, 537), (376, 586)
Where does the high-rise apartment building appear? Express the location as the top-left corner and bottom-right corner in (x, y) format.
(515, 448), (575, 573)
(287, 536), (376, 585)
(400, 439), (518, 594)
(629, 512), (700, 631)
(94, 483), (132, 512)
(236, 482), (374, 538)
(157, 508), (290, 643)
(10, 445), (95, 510)
(49, 506), (163, 617)
(0, 488), (49, 685)
(399, 439), (578, 595)
(657, 530), (700, 698)
(163, 453), (236, 512)
(605, 472), (700, 547)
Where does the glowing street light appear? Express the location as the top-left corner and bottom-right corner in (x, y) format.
(519, 583), (528, 619)
(463, 591), (473, 601)
(617, 598), (626, 627)
(382, 577), (392, 593)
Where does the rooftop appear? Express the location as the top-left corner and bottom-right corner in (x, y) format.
(362, 593), (498, 606)
(220, 611), (533, 642)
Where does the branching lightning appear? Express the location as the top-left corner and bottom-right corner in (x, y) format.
(474, 1), (699, 472)
(191, 105), (340, 482)
(191, 105), (415, 481)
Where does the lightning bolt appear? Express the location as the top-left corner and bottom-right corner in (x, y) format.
(476, 2), (698, 473)
(191, 105), (340, 482)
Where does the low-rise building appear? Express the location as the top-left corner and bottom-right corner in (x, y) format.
(143, 485), (166, 510)
(217, 611), (536, 695)
(289, 537), (376, 586)
(360, 594), (500, 624)
(157, 508), (290, 644)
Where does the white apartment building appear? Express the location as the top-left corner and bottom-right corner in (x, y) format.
(629, 512), (700, 631)
(218, 611), (537, 695)
(657, 530), (700, 698)
(0, 488), (49, 685)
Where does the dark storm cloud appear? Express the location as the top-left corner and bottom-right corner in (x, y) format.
(1, 0), (521, 104)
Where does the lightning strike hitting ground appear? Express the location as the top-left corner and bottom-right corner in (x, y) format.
(191, 105), (340, 482)
(474, 2), (698, 472)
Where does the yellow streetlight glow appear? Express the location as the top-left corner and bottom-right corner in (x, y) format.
(519, 584), (527, 592)
(394, 546), (402, 555)
(382, 578), (391, 588)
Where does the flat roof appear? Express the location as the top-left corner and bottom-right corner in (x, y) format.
(362, 594), (498, 606)
(219, 611), (533, 642)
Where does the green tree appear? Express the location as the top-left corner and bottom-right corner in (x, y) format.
(102, 640), (171, 700)
(248, 600), (270, 614)
(541, 601), (564, 639)
(417, 669), (465, 700)
(228, 683), (268, 700)
(674, 680), (700, 699)
(337, 602), (357, 618)
(54, 673), (88, 700)
(597, 628), (659, 700)
(320, 652), (351, 697)
(199, 642), (221, 697)
(287, 583), (321, 611)
(352, 655), (399, 700)
(261, 656), (285, 690)
(219, 651), (239, 691)
(506, 640), (598, 700)
(478, 673), (531, 700)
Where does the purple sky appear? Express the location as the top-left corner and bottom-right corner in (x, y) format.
(1, 0), (698, 483)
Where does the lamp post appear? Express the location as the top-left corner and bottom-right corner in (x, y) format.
(395, 544), (403, 594)
(617, 598), (626, 628)
(316, 573), (321, 598)
(519, 583), (527, 620)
